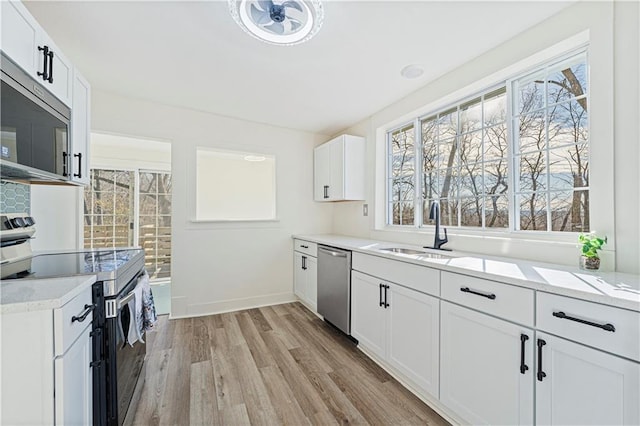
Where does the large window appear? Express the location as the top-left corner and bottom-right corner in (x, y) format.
(386, 50), (588, 233)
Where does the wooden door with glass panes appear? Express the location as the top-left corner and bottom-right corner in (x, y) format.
(138, 171), (172, 280)
(83, 169), (135, 248)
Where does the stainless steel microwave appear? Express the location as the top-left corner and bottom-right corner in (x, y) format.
(1, 52), (71, 182)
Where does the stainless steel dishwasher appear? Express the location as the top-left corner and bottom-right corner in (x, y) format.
(317, 245), (352, 335)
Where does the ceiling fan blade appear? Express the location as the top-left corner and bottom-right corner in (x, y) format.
(281, 1), (303, 12)
(265, 21), (285, 34)
(250, 3), (272, 25)
(290, 20), (301, 31)
(257, 0), (273, 12)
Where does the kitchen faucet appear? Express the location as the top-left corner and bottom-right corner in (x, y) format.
(424, 200), (451, 251)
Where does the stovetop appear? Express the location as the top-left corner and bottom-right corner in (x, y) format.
(4, 249), (142, 279)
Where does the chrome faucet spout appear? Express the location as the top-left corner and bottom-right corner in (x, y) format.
(425, 200), (449, 250)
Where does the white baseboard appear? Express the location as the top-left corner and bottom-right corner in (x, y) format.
(169, 292), (297, 320)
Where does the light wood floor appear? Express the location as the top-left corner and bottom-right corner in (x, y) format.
(126, 302), (449, 426)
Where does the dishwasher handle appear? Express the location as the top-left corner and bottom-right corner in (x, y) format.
(318, 247), (349, 258)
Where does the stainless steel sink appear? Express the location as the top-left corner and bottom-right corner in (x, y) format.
(378, 247), (428, 255)
(378, 247), (453, 259)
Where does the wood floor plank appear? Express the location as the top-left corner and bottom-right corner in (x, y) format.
(189, 360), (220, 425)
(235, 311), (275, 369)
(259, 364), (311, 425)
(258, 306), (301, 350)
(130, 303), (449, 426)
(289, 346), (368, 425)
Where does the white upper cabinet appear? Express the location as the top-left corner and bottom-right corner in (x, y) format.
(71, 70), (91, 185)
(1, 0), (39, 76)
(314, 134), (365, 202)
(1, 0), (73, 106)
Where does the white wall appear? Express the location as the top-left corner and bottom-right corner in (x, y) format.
(91, 90), (333, 318)
(332, 1), (640, 274)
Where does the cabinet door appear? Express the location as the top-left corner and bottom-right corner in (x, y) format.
(536, 332), (640, 425)
(37, 36), (73, 106)
(351, 271), (386, 359)
(328, 137), (344, 200)
(387, 284), (439, 398)
(440, 301), (534, 425)
(0, 0), (39, 76)
(293, 252), (306, 300)
(54, 325), (93, 426)
(70, 71), (91, 185)
(314, 142), (331, 201)
(305, 255), (317, 310)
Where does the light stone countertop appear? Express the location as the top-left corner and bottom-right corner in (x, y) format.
(293, 234), (640, 313)
(1, 274), (97, 314)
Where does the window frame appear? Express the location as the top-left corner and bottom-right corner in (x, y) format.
(384, 47), (590, 237)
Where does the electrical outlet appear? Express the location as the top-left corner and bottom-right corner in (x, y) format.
(363, 204), (368, 216)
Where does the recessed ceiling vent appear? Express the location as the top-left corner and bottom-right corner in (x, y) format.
(229, 0), (324, 46)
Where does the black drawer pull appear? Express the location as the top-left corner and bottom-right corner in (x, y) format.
(72, 304), (95, 323)
(323, 185), (329, 199)
(552, 311), (615, 332)
(520, 334), (529, 374)
(537, 339), (546, 382)
(379, 283), (384, 307)
(302, 255), (307, 270)
(37, 45), (49, 80)
(47, 50), (54, 84)
(73, 153), (83, 178)
(300, 245), (309, 249)
(460, 287), (496, 300)
(384, 285), (390, 308)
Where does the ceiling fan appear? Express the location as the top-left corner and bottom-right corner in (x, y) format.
(229, 0), (324, 45)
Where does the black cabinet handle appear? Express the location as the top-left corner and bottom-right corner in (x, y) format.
(379, 283), (384, 307)
(552, 311), (615, 332)
(537, 339), (546, 382)
(73, 153), (82, 178)
(37, 45), (49, 80)
(384, 285), (390, 308)
(62, 151), (68, 177)
(460, 287), (496, 300)
(520, 334), (529, 374)
(302, 255), (307, 270)
(47, 50), (54, 84)
(72, 304), (95, 323)
(301, 245), (309, 249)
(323, 185), (329, 199)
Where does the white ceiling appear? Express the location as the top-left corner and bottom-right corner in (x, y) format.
(25, 1), (574, 135)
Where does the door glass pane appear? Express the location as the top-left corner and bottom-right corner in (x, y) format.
(139, 171), (172, 280)
(83, 169), (134, 249)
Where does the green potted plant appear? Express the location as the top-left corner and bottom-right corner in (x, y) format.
(578, 233), (607, 271)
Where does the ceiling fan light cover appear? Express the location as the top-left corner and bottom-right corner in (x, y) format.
(229, 0), (324, 45)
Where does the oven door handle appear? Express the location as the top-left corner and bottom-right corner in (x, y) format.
(119, 291), (135, 309)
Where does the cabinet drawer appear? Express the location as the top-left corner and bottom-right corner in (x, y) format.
(441, 272), (534, 326)
(54, 285), (93, 356)
(294, 239), (317, 257)
(352, 253), (439, 297)
(537, 292), (640, 361)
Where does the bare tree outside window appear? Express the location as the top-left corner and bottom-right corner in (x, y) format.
(515, 53), (589, 232)
(389, 124), (415, 225)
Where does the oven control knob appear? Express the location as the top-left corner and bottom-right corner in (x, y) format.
(23, 217), (33, 226)
(27, 216), (36, 225)
(10, 218), (25, 228)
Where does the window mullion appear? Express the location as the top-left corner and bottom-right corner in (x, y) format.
(414, 118), (422, 228)
(506, 80), (518, 232)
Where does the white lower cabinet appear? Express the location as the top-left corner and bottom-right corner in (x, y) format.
(535, 331), (640, 425)
(55, 326), (93, 425)
(352, 270), (439, 398)
(440, 301), (534, 425)
(293, 251), (317, 310)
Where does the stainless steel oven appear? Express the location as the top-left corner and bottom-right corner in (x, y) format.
(0, 52), (70, 181)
